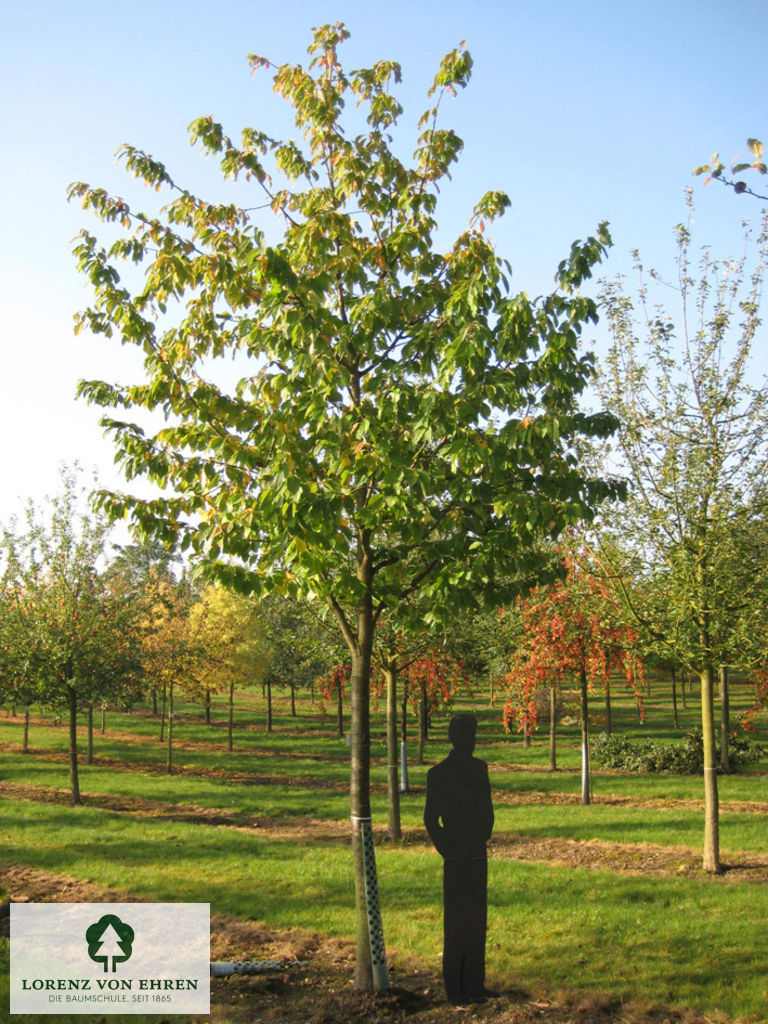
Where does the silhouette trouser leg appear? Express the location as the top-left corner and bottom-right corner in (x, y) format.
(442, 857), (487, 1002)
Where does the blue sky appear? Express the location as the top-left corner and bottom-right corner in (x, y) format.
(1, 0), (766, 525)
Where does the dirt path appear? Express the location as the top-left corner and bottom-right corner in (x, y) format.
(0, 862), (731, 1024)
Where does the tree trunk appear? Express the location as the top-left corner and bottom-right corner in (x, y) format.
(416, 684), (427, 765)
(671, 666), (679, 729)
(522, 713), (531, 748)
(266, 678), (273, 733)
(205, 687), (211, 725)
(87, 703), (94, 765)
(719, 665), (730, 773)
(152, 687), (158, 715)
(605, 677), (612, 737)
(337, 679), (344, 738)
(399, 680), (409, 792)
(159, 685), (166, 742)
(384, 662), (401, 841)
(290, 681), (297, 717)
(349, 606), (388, 992)
(23, 706), (30, 754)
(68, 685), (81, 805)
(167, 679), (174, 775)
(700, 664), (720, 872)
(228, 680), (235, 753)
(101, 703), (107, 735)
(548, 685), (557, 772)
(579, 665), (590, 806)
(400, 740), (409, 793)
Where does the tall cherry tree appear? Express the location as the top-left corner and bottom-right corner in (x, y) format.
(70, 24), (621, 988)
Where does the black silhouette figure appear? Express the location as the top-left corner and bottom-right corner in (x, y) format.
(424, 713), (494, 1004)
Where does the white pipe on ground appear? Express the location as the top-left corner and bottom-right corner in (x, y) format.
(211, 960), (307, 977)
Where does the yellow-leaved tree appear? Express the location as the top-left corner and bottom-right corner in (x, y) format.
(189, 585), (268, 750)
(137, 570), (195, 773)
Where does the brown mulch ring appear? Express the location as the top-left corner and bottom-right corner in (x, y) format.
(5, 780), (768, 885)
(0, 862), (732, 1024)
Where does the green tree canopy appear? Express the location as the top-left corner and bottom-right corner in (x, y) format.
(0, 469), (139, 801)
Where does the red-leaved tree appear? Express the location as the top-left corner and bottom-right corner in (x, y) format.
(503, 556), (643, 803)
(317, 663), (351, 740)
(376, 633), (471, 839)
(399, 650), (470, 763)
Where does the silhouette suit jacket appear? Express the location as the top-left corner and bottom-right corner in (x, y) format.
(424, 750), (494, 861)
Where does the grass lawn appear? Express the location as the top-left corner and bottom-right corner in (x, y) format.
(1, 677), (767, 1022)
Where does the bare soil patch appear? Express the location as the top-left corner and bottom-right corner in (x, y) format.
(0, 862), (729, 1024)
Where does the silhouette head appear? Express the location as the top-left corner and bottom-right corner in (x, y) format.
(448, 713), (477, 756)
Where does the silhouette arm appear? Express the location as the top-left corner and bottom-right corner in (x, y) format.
(480, 763), (494, 842)
(424, 771), (448, 857)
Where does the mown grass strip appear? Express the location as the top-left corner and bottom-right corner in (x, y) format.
(2, 799), (768, 1020)
(4, 742), (767, 859)
(4, 716), (767, 807)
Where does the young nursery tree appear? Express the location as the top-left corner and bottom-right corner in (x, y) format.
(70, 24), (621, 988)
(0, 583), (39, 752)
(0, 470), (138, 802)
(375, 632), (469, 838)
(136, 569), (196, 772)
(503, 553), (643, 804)
(259, 594), (334, 715)
(598, 199), (768, 871)
(189, 584), (267, 747)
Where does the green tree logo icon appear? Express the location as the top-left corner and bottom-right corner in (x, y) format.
(85, 914), (135, 972)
